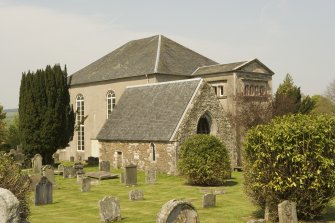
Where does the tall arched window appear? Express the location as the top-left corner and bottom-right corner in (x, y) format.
(150, 143), (156, 161)
(106, 90), (116, 118)
(76, 94), (85, 151)
(197, 115), (211, 134)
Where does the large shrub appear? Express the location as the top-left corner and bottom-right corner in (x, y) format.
(178, 134), (231, 186)
(243, 114), (335, 220)
(0, 153), (30, 220)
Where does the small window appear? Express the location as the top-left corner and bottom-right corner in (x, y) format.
(219, 86), (224, 96)
(106, 90), (116, 118)
(213, 86), (217, 95)
(197, 116), (210, 134)
(244, 85), (249, 96)
(150, 143), (156, 161)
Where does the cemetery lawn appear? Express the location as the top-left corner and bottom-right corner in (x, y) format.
(29, 167), (335, 223)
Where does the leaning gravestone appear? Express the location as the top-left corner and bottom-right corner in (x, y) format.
(31, 154), (43, 173)
(35, 176), (53, 205)
(278, 200), (298, 223)
(156, 199), (199, 223)
(42, 165), (55, 187)
(99, 196), (121, 222)
(63, 166), (76, 178)
(145, 168), (156, 184)
(129, 189), (144, 201)
(81, 177), (91, 192)
(202, 193), (216, 208)
(0, 188), (20, 223)
(99, 161), (111, 172)
(124, 164), (137, 185)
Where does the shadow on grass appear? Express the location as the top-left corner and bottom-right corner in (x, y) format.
(224, 179), (238, 187)
(251, 208), (264, 219)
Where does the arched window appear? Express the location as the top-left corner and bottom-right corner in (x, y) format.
(197, 115), (211, 134)
(150, 143), (156, 161)
(106, 90), (116, 118)
(244, 85), (249, 96)
(250, 85), (255, 96)
(76, 94), (84, 151)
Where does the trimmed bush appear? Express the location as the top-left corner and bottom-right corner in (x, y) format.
(243, 114), (335, 220)
(178, 134), (231, 186)
(0, 153), (30, 220)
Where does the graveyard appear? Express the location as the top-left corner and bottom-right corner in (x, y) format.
(27, 164), (335, 222)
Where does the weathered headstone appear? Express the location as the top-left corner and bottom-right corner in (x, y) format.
(202, 193), (216, 208)
(81, 177), (91, 192)
(31, 154), (43, 173)
(156, 199), (199, 223)
(99, 161), (111, 172)
(42, 165), (55, 187)
(129, 189), (144, 201)
(99, 196), (121, 222)
(74, 162), (85, 175)
(124, 164), (137, 185)
(120, 173), (124, 183)
(63, 166), (76, 178)
(87, 156), (95, 165)
(145, 168), (156, 184)
(52, 153), (59, 163)
(278, 200), (298, 223)
(70, 156), (75, 162)
(0, 188), (20, 223)
(35, 176), (53, 205)
(29, 174), (42, 191)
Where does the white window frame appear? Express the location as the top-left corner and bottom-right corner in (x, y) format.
(106, 90), (116, 119)
(76, 94), (85, 151)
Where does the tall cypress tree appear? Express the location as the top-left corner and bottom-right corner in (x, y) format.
(19, 65), (74, 164)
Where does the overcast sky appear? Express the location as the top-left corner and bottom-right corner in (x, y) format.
(1, 0), (334, 109)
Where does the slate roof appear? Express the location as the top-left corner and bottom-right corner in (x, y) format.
(69, 35), (217, 85)
(96, 78), (202, 142)
(192, 61), (247, 76)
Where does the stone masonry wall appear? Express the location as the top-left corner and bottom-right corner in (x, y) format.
(99, 141), (177, 174)
(173, 81), (237, 166)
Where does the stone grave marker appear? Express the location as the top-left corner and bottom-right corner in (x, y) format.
(99, 161), (111, 172)
(202, 193), (216, 208)
(278, 200), (298, 223)
(42, 165), (55, 188)
(35, 176), (53, 205)
(74, 162), (85, 182)
(129, 189), (144, 201)
(29, 174), (42, 191)
(125, 164), (137, 185)
(31, 154), (43, 173)
(81, 177), (91, 192)
(0, 188), (20, 223)
(99, 196), (121, 222)
(70, 156), (75, 162)
(156, 199), (199, 223)
(52, 152), (59, 164)
(87, 156), (95, 165)
(63, 166), (76, 178)
(145, 168), (156, 184)
(120, 172), (124, 183)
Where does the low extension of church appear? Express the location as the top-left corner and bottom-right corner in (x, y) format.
(57, 35), (274, 173)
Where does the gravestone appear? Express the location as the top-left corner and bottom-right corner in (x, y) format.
(63, 166), (76, 178)
(70, 156), (74, 162)
(29, 174), (42, 191)
(99, 196), (121, 222)
(0, 188), (20, 223)
(156, 199), (199, 223)
(145, 168), (156, 184)
(73, 162), (85, 177)
(52, 153), (59, 163)
(202, 193), (216, 208)
(99, 161), (111, 172)
(81, 177), (91, 192)
(35, 176), (53, 205)
(129, 189), (144, 201)
(31, 154), (43, 173)
(42, 165), (55, 187)
(120, 173), (124, 183)
(124, 164), (137, 185)
(278, 200), (298, 223)
(87, 156), (95, 165)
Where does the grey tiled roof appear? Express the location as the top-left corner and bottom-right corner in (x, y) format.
(69, 35), (217, 85)
(192, 61), (246, 76)
(96, 79), (202, 142)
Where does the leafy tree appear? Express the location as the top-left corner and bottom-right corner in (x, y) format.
(19, 65), (74, 164)
(178, 134), (231, 186)
(311, 95), (335, 115)
(273, 74), (314, 116)
(325, 79), (335, 103)
(243, 114), (335, 220)
(6, 114), (20, 149)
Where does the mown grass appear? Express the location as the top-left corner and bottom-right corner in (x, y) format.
(29, 167), (335, 222)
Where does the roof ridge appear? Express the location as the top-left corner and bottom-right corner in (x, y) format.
(154, 34), (162, 73)
(126, 78), (202, 89)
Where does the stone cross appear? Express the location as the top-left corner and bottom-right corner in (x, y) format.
(278, 200), (298, 223)
(31, 154), (43, 174)
(128, 189), (144, 201)
(99, 161), (111, 172)
(202, 193), (216, 208)
(145, 168), (156, 184)
(124, 164), (137, 185)
(156, 199), (199, 223)
(99, 196), (121, 222)
(81, 177), (91, 192)
(34, 176), (53, 205)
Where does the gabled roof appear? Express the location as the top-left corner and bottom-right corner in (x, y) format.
(96, 79), (202, 142)
(69, 35), (217, 86)
(192, 58), (274, 76)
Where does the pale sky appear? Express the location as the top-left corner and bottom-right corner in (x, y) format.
(0, 0), (334, 109)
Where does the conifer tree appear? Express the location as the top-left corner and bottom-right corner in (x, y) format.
(0, 104), (6, 146)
